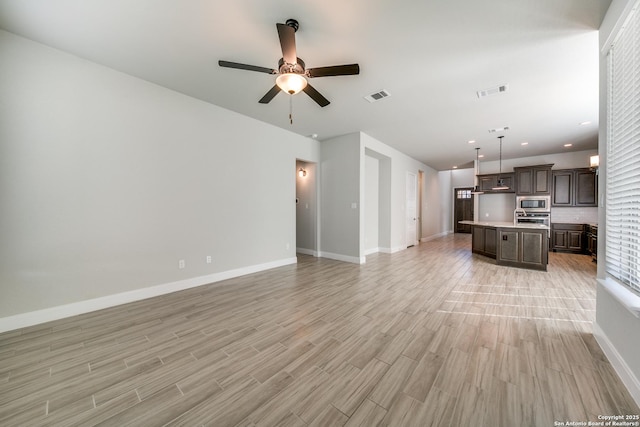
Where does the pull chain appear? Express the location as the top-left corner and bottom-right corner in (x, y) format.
(289, 95), (293, 125)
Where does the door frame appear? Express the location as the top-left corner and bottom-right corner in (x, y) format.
(454, 186), (475, 233)
(406, 172), (418, 247)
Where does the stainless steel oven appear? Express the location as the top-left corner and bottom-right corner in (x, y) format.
(516, 196), (551, 213)
(515, 212), (550, 227)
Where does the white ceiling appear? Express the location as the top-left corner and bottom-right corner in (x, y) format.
(0, 0), (611, 170)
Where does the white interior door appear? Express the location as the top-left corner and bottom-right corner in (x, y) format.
(406, 172), (418, 247)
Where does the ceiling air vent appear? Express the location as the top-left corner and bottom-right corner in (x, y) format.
(488, 126), (510, 133)
(477, 84), (509, 99)
(364, 90), (391, 103)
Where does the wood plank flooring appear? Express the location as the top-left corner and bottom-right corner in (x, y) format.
(1, 234), (638, 426)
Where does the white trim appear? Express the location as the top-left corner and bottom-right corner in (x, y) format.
(0, 257), (297, 333)
(319, 251), (365, 264)
(593, 321), (640, 406)
(601, 0), (640, 54)
(599, 278), (640, 318)
(296, 247), (318, 257)
(364, 247), (380, 256)
(421, 231), (452, 242)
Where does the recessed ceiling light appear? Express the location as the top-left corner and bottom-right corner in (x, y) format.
(564, 143), (573, 147)
(521, 142), (529, 146)
(579, 121), (592, 126)
(468, 140), (476, 144)
(478, 154), (485, 158)
(453, 166), (458, 169)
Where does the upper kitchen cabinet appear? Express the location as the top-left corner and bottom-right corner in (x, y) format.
(514, 164), (553, 195)
(478, 173), (515, 193)
(551, 168), (598, 207)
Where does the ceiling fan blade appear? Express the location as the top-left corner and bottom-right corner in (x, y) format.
(218, 60), (277, 74)
(307, 64), (360, 78)
(303, 84), (330, 107)
(276, 23), (297, 65)
(259, 85), (282, 104)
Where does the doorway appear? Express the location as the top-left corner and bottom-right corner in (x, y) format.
(296, 160), (318, 255)
(454, 187), (474, 233)
(406, 172), (418, 247)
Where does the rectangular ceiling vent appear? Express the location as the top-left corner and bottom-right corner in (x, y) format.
(488, 126), (510, 133)
(364, 90), (391, 103)
(477, 84), (509, 99)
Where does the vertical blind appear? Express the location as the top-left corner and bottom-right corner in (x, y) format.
(606, 1), (640, 294)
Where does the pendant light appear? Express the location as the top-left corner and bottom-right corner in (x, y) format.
(471, 147), (484, 194)
(492, 135), (510, 191)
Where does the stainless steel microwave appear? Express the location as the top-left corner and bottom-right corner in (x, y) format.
(516, 195), (551, 212)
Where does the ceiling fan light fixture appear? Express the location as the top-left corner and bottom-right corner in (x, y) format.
(276, 73), (307, 95)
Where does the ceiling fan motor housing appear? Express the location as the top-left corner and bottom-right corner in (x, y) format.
(285, 19), (299, 32)
(278, 57), (305, 74)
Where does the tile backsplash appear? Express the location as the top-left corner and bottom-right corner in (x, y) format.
(550, 207), (598, 225)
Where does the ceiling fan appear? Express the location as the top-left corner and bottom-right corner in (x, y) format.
(218, 19), (360, 108)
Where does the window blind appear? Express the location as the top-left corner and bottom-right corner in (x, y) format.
(606, 1), (640, 294)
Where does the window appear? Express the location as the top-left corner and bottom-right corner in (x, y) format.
(606, 0), (640, 294)
(456, 189), (471, 199)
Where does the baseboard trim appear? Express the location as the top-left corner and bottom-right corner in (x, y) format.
(319, 251), (365, 264)
(0, 257), (297, 334)
(593, 321), (640, 406)
(296, 247), (318, 257)
(364, 247), (380, 256)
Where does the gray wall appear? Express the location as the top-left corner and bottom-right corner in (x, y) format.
(0, 30), (320, 322)
(364, 155), (380, 253)
(319, 133), (362, 262)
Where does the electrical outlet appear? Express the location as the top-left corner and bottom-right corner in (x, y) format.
(178, 259), (185, 269)
(206, 256), (212, 264)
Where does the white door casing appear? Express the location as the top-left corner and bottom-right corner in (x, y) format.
(406, 172), (418, 247)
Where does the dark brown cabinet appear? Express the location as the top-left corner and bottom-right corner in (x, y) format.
(471, 224), (548, 271)
(551, 223), (585, 253)
(586, 224), (598, 262)
(497, 228), (548, 271)
(575, 169), (598, 206)
(552, 168), (597, 207)
(477, 173), (515, 193)
(472, 226), (497, 257)
(514, 164), (553, 195)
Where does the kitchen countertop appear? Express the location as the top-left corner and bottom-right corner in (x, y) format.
(459, 220), (550, 230)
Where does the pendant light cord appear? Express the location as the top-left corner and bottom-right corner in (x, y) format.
(497, 136), (504, 182)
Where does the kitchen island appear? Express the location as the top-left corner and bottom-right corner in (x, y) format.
(459, 221), (550, 271)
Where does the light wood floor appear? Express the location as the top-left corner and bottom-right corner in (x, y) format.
(1, 234), (638, 426)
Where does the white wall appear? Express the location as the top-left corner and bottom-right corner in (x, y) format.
(477, 150), (598, 174)
(594, 0), (640, 405)
(360, 133), (437, 250)
(0, 30), (320, 328)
